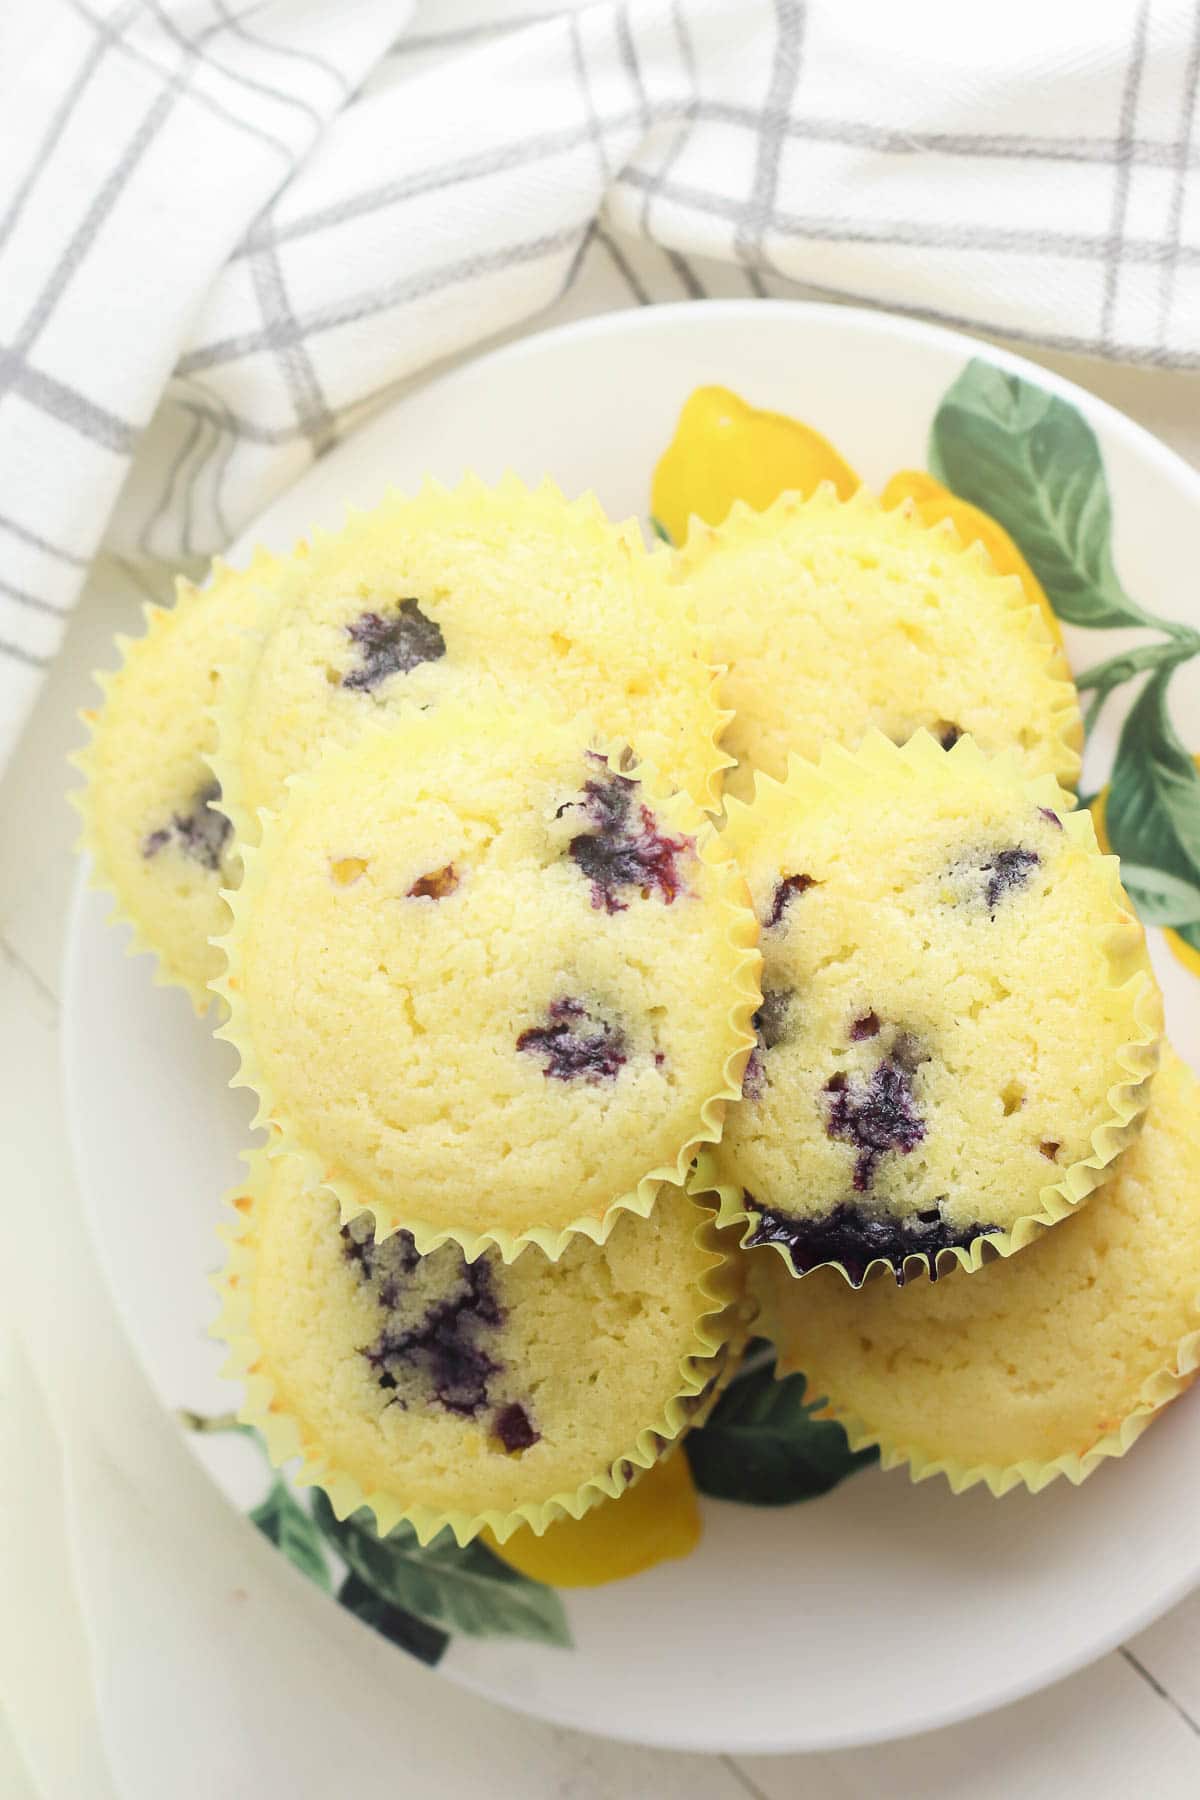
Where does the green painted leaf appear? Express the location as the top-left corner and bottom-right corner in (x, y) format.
(649, 514), (673, 545)
(336, 1572), (448, 1667)
(1074, 638), (1195, 697)
(1115, 863), (1200, 928)
(686, 1354), (877, 1505)
(1076, 636), (1200, 736)
(1107, 668), (1200, 932)
(249, 1481), (331, 1591)
(928, 359), (1155, 632)
(309, 1491), (571, 1648)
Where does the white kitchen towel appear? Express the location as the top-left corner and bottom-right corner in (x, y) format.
(2, 0), (1198, 766)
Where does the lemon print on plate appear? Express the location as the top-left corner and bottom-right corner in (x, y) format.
(485, 1452), (701, 1589)
(651, 383), (858, 544)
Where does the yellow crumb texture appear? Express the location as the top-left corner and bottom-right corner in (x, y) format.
(217, 698), (759, 1250)
(220, 1152), (735, 1530)
(719, 732), (1159, 1238)
(220, 475), (729, 833)
(761, 1049), (1200, 1479)
(77, 555), (279, 1005)
(668, 486), (1081, 804)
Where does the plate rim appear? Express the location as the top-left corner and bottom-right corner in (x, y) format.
(62, 294), (1200, 1757)
(357, 294), (1200, 508)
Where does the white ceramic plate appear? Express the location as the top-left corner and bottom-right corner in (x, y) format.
(64, 301), (1200, 1755)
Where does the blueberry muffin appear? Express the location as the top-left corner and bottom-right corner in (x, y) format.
(757, 1048), (1200, 1493)
(709, 731), (1160, 1283)
(211, 475), (729, 846)
(214, 1150), (746, 1542)
(217, 698), (760, 1257)
(74, 554), (279, 1009)
(665, 485), (1082, 804)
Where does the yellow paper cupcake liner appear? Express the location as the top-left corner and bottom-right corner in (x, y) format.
(211, 720), (762, 1263)
(203, 567), (299, 854)
(698, 729), (1162, 1286)
(667, 483), (1084, 794)
(211, 1149), (753, 1545)
(70, 551), (282, 1013)
(815, 1332), (1200, 1497)
(208, 474), (735, 848)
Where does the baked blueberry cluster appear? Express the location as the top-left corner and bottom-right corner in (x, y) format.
(739, 1009), (999, 1282)
(517, 996), (628, 1083)
(745, 1194), (1000, 1286)
(763, 872), (815, 929)
(142, 779), (231, 873)
(342, 599), (446, 693)
(824, 1037), (927, 1193)
(563, 760), (692, 913)
(978, 846), (1040, 912)
(341, 1217), (540, 1449)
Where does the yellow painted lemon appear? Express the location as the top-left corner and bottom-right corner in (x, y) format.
(651, 384), (858, 545)
(483, 1450), (701, 1589)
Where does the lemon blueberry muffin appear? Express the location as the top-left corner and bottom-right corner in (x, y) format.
(214, 1150), (745, 1541)
(217, 698), (760, 1257)
(75, 554), (279, 1008)
(711, 731), (1160, 1283)
(211, 475), (729, 846)
(666, 485), (1082, 804)
(757, 1048), (1200, 1493)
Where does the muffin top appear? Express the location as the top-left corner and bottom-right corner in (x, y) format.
(666, 485), (1081, 804)
(214, 475), (729, 841)
(77, 554), (278, 1008)
(218, 698), (759, 1255)
(716, 732), (1160, 1280)
(219, 1152), (737, 1530)
(758, 1048), (1200, 1483)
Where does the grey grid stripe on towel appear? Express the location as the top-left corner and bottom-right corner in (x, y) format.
(1, 0), (1197, 765)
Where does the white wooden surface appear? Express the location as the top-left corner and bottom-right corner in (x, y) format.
(4, 340), (1200, 1798)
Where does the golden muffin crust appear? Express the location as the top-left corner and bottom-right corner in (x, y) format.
(215, 1151), (743, 1538)
(667, 485), (1081, 804)
(75, 553), (279, 1008)
(713, 732), (1160, 1281)
(215, 474), (729, 844)
(217, 698), (759, 1257)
